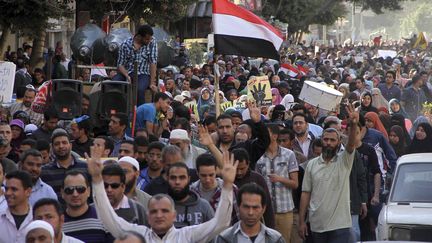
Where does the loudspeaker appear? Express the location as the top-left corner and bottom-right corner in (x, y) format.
(98, 80), (130, 119)
(52, 79), (83, 120)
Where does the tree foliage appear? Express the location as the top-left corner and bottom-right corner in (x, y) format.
(347, 0), (410, 14)
(0, 0), (72, 37)
(86, 0), (198, 26)
(262, 0), (346, 34)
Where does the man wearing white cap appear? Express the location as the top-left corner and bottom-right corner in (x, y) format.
(25, 220), (55, 243)
(118, 156), (151, 211)
(169, 129), (206, 169)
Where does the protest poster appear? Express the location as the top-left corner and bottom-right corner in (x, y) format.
(378, 50), (397, 58)
(185, 100), (199, 121)
(247, 76), (272, 106)
(0, 61), (16, 103)
(220, 101), (233, 111)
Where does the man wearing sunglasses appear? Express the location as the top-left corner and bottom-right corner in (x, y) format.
(102, 164), (147, 225)
(61, 170), (112, 243)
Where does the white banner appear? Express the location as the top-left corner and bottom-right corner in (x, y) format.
(0, 62), (16, 103)
(378, 50), (397, 58)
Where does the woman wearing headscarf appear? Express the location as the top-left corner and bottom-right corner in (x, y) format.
(390, 113), (412, 145)
(388, 98), (409, 118)
(371, 88), (389, 110)
(409, 116), (429, 139)
(389, 125), (408, 158)
(226, 89), (239, 102)
(358, 92), (378, 116)
(407, 122), (432, 154)
(365, 111), (389, 139)
(280, 93), (295, 111)
(197, 87), (214, 120)
(271, 88), (282, 105)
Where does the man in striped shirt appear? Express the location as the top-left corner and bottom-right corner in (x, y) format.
(62, 170), (112, 243)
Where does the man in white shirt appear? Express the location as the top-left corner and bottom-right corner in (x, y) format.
(0, 170), (33, 243)
(87, 145), (236, 243)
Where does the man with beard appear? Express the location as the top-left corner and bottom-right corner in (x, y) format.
(298, 105), (360, 243)
(137, 141), (164, 191)
(256, 123), (299, 242)
(167, 162), (214, 228)
(215, 183), (284, 243)
(10, 85), (43, 126)
(118, 156), (151, 211)
(31, 107), (59, 143)
(102, 164), (147, 225)
(134, 136), (148, 169)
(33, 198), (84, 243)
(19, 149), (57, 206)
(292, 113), (315, 159)
(169, 129), (205, 169)
(218, 101), (270, 170)
(40, 128), (88, 201)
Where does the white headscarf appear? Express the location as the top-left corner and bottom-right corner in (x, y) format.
(25, 220), (55, 243)
(280, 94), (296, 110)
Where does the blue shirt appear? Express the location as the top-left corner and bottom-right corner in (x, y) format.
(29, 178), (57, 206)
(377, 83), (401, 101)
(137, 167), (155, 191)
(117, 37), (158, 75)
(136, 103), (157, 129)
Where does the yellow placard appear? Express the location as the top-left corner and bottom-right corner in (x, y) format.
(247, 76), (272, 106)
(220, 101), (234, 111)
(185, 100), (200, 121)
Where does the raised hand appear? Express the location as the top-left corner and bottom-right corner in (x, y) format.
(247, 100), (261, 123)
(221, 151), (238, 189)
(198, 124), (214, 147)
(85, 145), (105, 183)
(345, 103), (359, 125)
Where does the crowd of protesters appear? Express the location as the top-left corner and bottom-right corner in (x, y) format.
(1, 24), (432, 243)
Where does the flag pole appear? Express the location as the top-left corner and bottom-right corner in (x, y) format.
(214, 62), (221, 117)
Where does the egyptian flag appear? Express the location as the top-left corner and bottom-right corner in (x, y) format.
(279, 63), (299, 78)
(212, 0), (283, 60)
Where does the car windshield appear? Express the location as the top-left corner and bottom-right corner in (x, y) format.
(390, 163), (432, 203)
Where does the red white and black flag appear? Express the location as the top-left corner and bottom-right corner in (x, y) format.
(212, 0), (283, 60)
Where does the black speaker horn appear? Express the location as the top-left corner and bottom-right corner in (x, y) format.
(52, 79), (83, 120)
(98, 80), (130, 119)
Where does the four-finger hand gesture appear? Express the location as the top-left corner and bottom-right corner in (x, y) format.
(247, 100), (261, 123)
(198, 124), (214, 146)
(85, 145), (105, 183)
(221, 151), (238, 188)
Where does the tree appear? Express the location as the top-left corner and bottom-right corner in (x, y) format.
(262, 0), (346, 39)
(0, 0), (72, 68)
(347, 0), (411, 14)
(85, 0), (198, 30)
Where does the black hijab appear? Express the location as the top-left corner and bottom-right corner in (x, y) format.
(407, 123), (432, 154)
